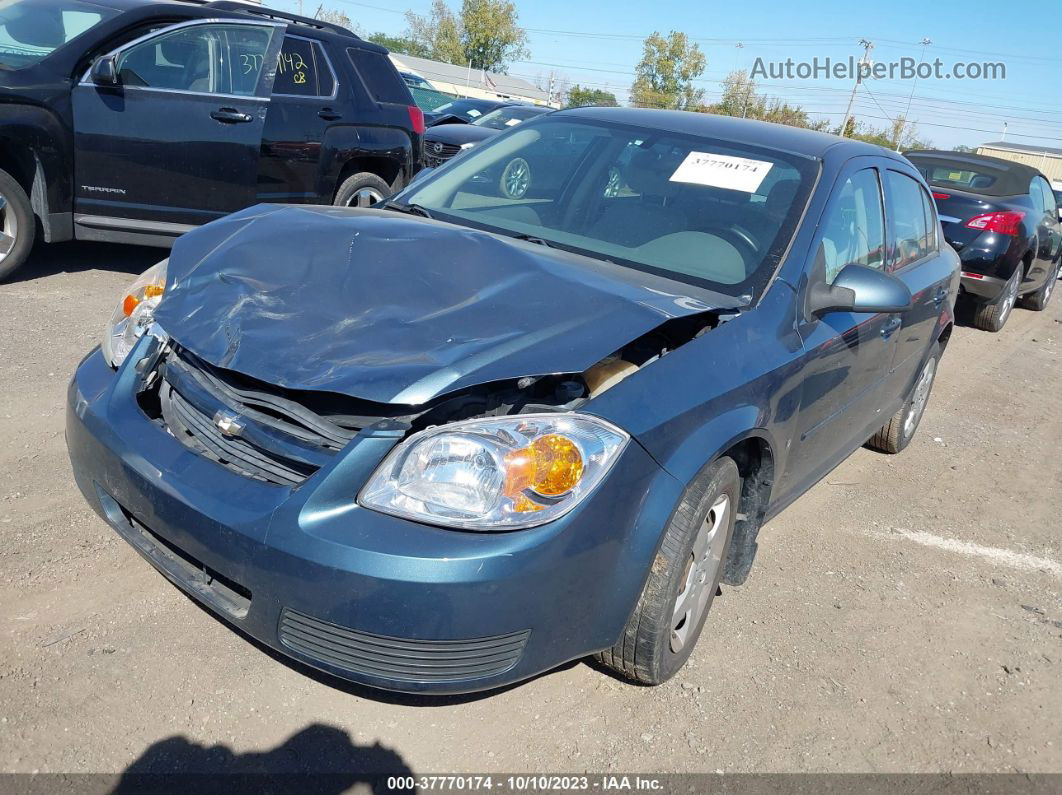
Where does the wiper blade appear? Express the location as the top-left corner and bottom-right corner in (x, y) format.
(382, 201), (433, 219)
(507, 232), (557, 248)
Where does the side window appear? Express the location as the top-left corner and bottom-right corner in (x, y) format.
(885, 170), (929, 269)
(815, 168), (885, 284)
(347, 47), (413, 104)
(273, 36), (333, 97)
(920, 184), (939, 254)
(117, 23), (273, 96)
(1033, 178), (1053, 216)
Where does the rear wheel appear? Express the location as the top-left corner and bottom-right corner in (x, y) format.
(596, 457), (740, 685)
(972, 265), (1021, 332)
(1020, 260), (1059, 311)
(0, 167), (35, 282)
(867, 343), (940, 454)
(333, 172), (391, 208)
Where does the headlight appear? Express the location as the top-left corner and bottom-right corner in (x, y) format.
(359, 413), (629, 530)
(102, 259), (168, 368)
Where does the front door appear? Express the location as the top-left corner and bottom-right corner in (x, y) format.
(72, 19), (285, 229)
(788, 163), (900, 488)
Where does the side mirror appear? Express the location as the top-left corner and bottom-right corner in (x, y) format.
(90, 55), (118, 86)
(808, 264), (913, 316)
(410, 166), (434, 184)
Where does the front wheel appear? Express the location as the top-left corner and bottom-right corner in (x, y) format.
(867, 343), (940, 454)
(1020, 260), (1059, 311)
(0, 167), (35, 282)
(596, 457), (740, 685)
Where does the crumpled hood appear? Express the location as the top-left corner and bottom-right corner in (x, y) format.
(155, 205), (733, 405)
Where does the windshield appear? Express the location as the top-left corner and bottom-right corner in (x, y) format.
(473, 106), (548, 130)
(399, 116), (817, 300)
(0, 0), (117, 69)
(432, 99), (495, 121)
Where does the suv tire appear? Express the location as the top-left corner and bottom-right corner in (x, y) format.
(334, 172), (391, 208)
(596, 457), (740, 685)
(972, 265), (1021, 332)
(868, 342), (940, 454)
(0, 168), (35, 282)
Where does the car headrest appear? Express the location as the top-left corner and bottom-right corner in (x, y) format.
(625, 149), (682, 197)
(765, 179), (799, 216)
(159, 35), (206, 67)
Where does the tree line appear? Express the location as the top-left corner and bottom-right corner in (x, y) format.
(318, 2), (931, 147)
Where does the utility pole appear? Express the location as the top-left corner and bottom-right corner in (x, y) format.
(895, 37), (931, 150)
(1001, 121), (1008, 142)
(840, 39), (873, 137)
(741, 80), (754, 119)
(548, 73), (555, 108)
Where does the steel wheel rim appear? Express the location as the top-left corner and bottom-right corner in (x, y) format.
(346, 187), (384, 208)
(904, 357), (937, 438)
(1044, 268), (1056, 302)
(999, 270), (1019, 323)
(0, 192), (17, 264)
(670, 493), (730, 654)
(502, 158), (530, 198)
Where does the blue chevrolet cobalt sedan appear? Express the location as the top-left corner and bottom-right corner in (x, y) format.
(67, 109), (959, 693)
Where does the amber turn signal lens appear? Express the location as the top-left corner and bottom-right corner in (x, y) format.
(503, 434), (585, 511)
(121, 294), (139, 317)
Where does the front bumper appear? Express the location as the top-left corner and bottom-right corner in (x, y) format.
(66, 344), (681, 694)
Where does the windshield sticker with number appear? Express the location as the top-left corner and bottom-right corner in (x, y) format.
(669, 152), (774, 193)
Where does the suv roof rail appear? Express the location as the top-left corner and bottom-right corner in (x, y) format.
(204, 1), (358, 37)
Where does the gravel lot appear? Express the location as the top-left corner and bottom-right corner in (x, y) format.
(1, 241), (1060, 777)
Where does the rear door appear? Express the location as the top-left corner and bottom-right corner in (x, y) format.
(72, 19), (285, 230)
(258, 34), (341, 204)
(881, 167), (955, 396)
(1031, 176), (1062, 277)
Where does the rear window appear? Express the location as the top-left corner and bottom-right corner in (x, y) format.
(274, 36), (333, 97)
(0, 0), (117, 69)
(347, 47), (412, 104)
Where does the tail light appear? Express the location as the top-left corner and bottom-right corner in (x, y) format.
(407, 105), (426, 135)
(965, 211), (1024, 235)
(932, 192), (951, 200)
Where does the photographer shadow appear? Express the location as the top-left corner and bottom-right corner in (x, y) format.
(111, 722), (413, 794)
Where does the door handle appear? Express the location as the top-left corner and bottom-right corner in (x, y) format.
(881, 316), (902, 339)
(210, 108), (252, 123)
(318, 108), (342, 121)
(933, 287), (947, 305)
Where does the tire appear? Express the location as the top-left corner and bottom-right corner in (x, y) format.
(972, 264), (1021, 332)
(499, 157), (531, 199)
(1020, 260), (1059, 311)
(867, 342), (940, 454)
(0, 167), (36, 282)
(333, 172), (391, 208)
(596, 457), (741, 685)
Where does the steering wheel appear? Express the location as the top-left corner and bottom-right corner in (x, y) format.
(702, 223), (760, 262)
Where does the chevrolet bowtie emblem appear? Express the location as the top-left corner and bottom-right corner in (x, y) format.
(213, 411), (245, 437)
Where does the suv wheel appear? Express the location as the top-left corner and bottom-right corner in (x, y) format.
(596, 457), (740, 685)
(972, 265), (1021, 332)
(867, 342), (940, 454)
(334, 172), (391, 208)
(0, 168), (35, 281)
(1020, 260), (1059, 311)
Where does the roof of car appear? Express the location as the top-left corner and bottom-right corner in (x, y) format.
(555, 107), (901, 161)
(904, 149), (1044, 195)
(84, 0), (371, 44)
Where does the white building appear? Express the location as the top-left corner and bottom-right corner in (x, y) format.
(388, 53), (555, 107)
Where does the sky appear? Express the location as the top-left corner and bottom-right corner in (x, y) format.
(270, 0), (1062, 152)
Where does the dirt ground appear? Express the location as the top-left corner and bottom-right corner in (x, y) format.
(1, 241), (1060, 777)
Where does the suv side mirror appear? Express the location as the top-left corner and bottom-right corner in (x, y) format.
(808, 264), (913, 316)
(90, 55), (118, 86)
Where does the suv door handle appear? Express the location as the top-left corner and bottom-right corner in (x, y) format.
(933, 287), (947, 305)
(210, 108), (253, 124)
(318, 108), (342, 121)
(881, 316), (902, 339)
